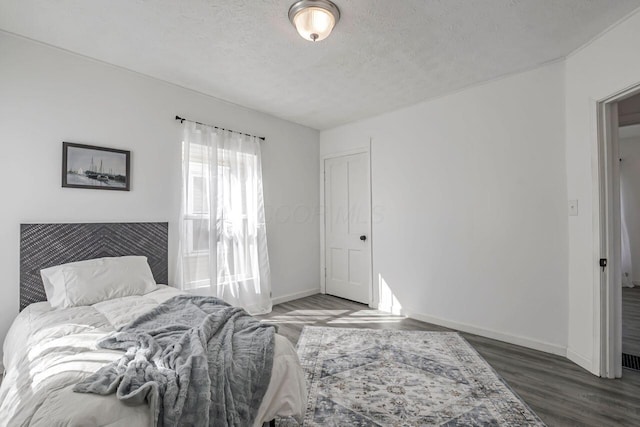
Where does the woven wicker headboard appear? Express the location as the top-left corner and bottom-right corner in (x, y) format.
(19, 222), (168, 311)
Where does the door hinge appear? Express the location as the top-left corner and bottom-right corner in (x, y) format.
(600, 258), (607, 272)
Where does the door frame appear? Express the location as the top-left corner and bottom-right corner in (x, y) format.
(598, 82), (640, 378)
(320, 144), (374, 307)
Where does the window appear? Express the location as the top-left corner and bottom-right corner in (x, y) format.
(182, 143), (258, 290)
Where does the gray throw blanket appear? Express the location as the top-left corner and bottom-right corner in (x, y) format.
(74, 295), (275, 427)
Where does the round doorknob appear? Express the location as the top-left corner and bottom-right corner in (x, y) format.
(360, 235), (367, 241)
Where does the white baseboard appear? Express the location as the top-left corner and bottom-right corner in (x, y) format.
(402, 309), (567, 357)
(567, 348), (597, 375)
(272, 287), (320, 305)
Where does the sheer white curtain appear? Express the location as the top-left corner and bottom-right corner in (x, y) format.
(177, 121), (272, 314)
(621, 168), (635, 288)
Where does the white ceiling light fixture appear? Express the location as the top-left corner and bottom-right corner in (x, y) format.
(288, 0), (340, 42)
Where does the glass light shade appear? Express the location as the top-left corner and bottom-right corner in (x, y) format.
(289, 0), (340, 42)
(292, 7), (336, 42)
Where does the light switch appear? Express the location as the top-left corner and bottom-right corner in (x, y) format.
(569, 199), (578, 216)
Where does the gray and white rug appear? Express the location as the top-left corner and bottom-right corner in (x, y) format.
(281, 326), (545, 426)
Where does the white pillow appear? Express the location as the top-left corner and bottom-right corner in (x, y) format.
(40, 256), (158, 309)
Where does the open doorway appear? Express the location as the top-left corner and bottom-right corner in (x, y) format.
(619, 93), (640, 371)
(599, 86), (640, 378)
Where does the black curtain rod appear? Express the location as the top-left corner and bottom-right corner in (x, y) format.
(175, 115), (266, 141)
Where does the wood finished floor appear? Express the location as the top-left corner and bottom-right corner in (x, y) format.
(623, 286), (640, 357)
(259, 294), (640, 427)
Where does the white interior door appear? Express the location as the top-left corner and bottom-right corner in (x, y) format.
(324, 152), (371, 304)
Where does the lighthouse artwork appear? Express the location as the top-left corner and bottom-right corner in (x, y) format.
(62, 142), (130, 191)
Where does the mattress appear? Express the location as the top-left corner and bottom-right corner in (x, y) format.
(0, 285), (306, 426)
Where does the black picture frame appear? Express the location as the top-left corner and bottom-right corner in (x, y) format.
(62, 142), (130, 191)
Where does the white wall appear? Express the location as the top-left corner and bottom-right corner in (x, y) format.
(564, 9), (640, 374)
(321, 62), (569, 354)
(0, 32), (320, 361)
(620, 135), (640, 285)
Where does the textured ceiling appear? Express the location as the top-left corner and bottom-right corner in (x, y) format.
(1, 0), (639, 130)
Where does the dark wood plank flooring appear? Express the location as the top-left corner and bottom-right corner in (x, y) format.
(259, 294), (640, 427)
(623, 286), (640, 357)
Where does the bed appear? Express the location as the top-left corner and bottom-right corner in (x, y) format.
(0, 223), (306, 427)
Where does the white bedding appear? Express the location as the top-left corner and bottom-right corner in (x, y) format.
(0, 285), (306, 427)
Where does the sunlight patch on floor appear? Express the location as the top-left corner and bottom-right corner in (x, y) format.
(327, 318), (403, 324)
(281, 309), (351, 316)
(263, 319), (320, 325)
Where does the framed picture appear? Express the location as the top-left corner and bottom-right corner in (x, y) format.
(62, 142), (130, 191)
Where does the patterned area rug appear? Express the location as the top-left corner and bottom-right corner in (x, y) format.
(281, 327), (545, 426)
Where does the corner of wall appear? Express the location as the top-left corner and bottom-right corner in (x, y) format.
(271, 287), (320, 306)
(564, 7), (640, 379)
(567, 347), (598, 375)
